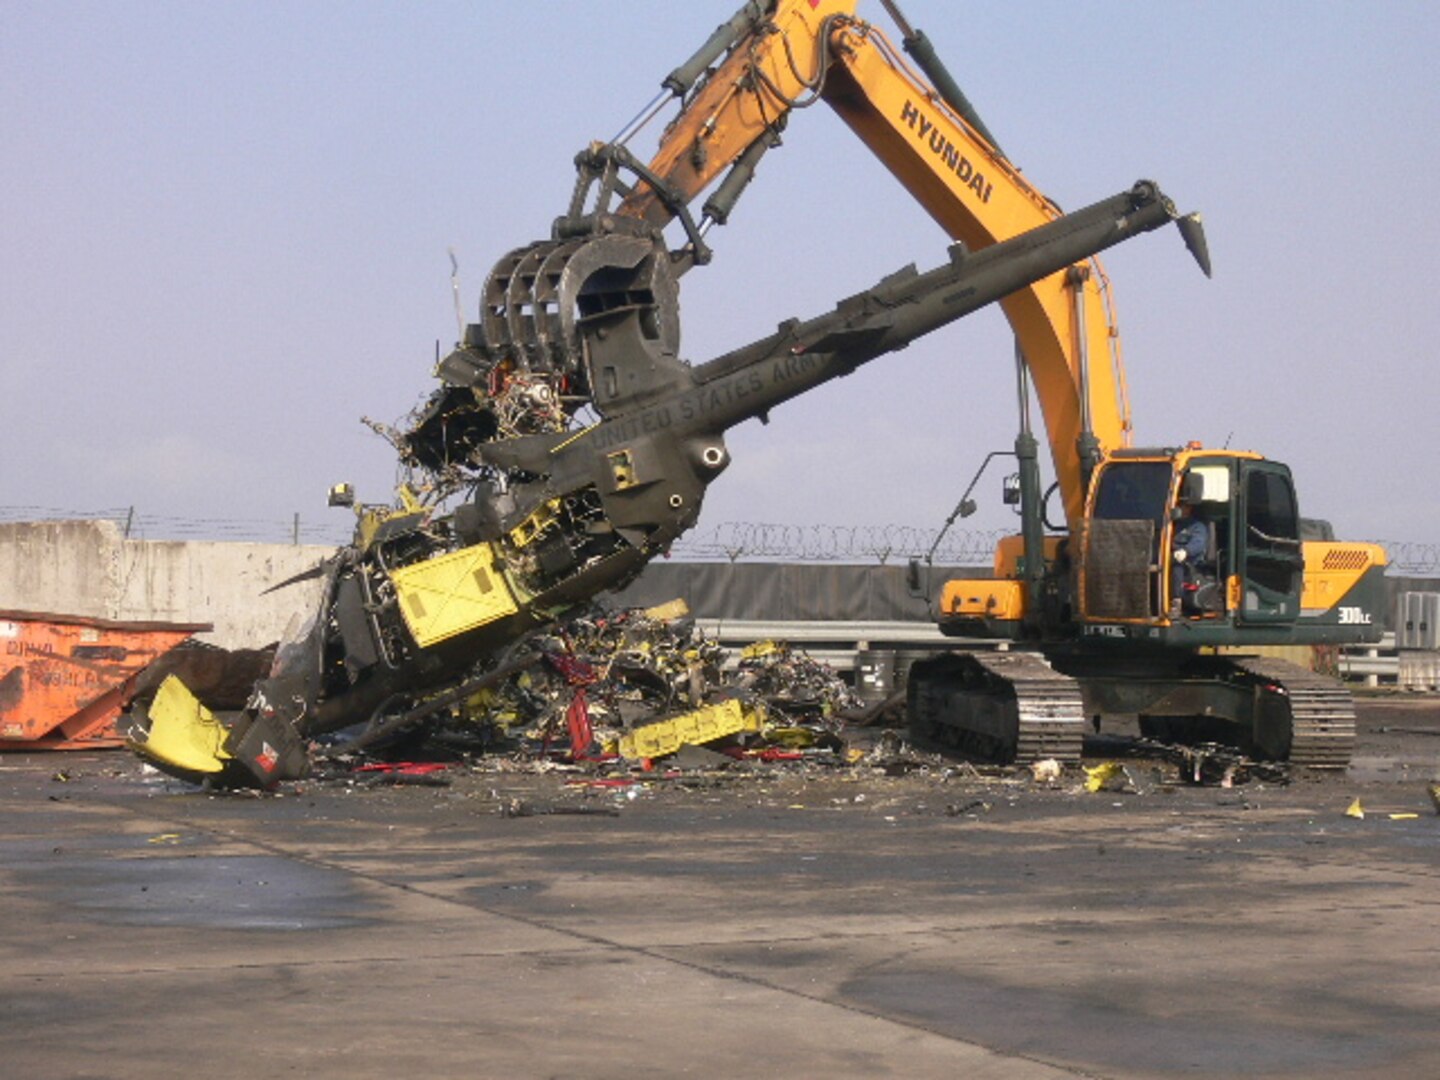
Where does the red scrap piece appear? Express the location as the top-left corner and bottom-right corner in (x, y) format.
(544, 650), (596, 686)
(717, 746), (803, 762)
(753, 748), (804, 762)
(353, 762), (449, 775)
(566, 688), (594, 761)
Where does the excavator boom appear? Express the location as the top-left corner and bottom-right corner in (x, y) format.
(612, 0), (1170, 523)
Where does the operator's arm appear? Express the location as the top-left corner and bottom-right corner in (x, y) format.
(1173, 520), (1208, 563)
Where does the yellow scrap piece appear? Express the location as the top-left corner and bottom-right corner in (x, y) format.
(355, 485), (428, 552)
(390, 542), (519, 648)
(129, 675), (231, 774)
(507, 498), (563, 547)
(642, 598), (690, 622)
(618, 698), (763, 760)
(1345, 798), (1365, 820)
(741, 640), (784, 660)
(763, 725), (818, 749)
(1388, 813), (1419, 821)
(1084, 762), (1124, 793)
(465, 687), (497, 710)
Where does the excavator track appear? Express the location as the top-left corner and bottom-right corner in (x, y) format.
(1230, 656), (1356, 769)
(907, 650), (1085, 766)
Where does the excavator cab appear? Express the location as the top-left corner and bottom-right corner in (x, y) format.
(1078, 448), (1304, 637)
(938, 442), (1375, 652)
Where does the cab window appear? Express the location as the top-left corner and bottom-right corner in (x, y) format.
(1093, 462), (1172, 522)
(1246, 470), (1298, 541)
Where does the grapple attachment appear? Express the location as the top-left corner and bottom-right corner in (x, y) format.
(406, 228), (685, 486)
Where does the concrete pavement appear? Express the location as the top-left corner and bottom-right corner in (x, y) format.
(2, 698), (1438, 1079)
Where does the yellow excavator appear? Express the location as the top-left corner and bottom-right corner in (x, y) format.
(518, 0), (1387, 767)
(131, 1), (1380, 787)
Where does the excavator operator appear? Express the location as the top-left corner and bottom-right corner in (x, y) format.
(1171, 493), (1214, 614)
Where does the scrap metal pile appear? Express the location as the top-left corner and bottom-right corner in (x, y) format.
(133, 608), (1306, 796)
(135, 601), (865, 783)
(340, 600), (862, 766)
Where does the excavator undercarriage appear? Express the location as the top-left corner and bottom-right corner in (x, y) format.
(907, 649), (1358, 769)
(906, 651), (1085, 764)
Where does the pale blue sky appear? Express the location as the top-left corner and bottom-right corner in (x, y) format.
(4, 1), (1438, 548)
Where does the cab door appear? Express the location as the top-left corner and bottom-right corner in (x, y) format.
(1235, 462), (1302, 624)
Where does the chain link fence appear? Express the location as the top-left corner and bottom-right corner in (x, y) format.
(2, 506), (1436, 572)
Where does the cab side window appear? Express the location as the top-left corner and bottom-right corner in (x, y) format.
(1246, 470), (1298, 542)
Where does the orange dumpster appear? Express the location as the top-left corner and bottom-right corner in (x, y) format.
(0, 610), (212, 751)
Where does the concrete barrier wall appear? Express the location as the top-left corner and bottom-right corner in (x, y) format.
(0, 520), (330, 649)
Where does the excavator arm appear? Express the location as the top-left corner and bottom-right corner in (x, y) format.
(607, 0), (1191, 525)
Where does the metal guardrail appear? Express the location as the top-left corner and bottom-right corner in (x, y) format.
(697, 619), (959, 674)
(697, 619), (1404, 684)
(1339, 633), (1398, 685)
(697, 619), (947, 649)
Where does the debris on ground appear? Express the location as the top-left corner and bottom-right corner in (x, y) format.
(1086, 733), (1290, 789)
(1030, 758), (1063, 785)
(124, 599), (1322, 801)
(731, 639), (862, 724)
(499, 798), (620, 818)
(944, 799), (990, 816)
(351, 762), (453, 787)
(1170, 743), (1289, 787)
(1343, 794), (1434, 822)
(1084, 762), (1127, 794)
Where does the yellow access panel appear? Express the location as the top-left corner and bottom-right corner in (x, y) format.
(390, 543), (519, 648)
(130, 674), (232, 775)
